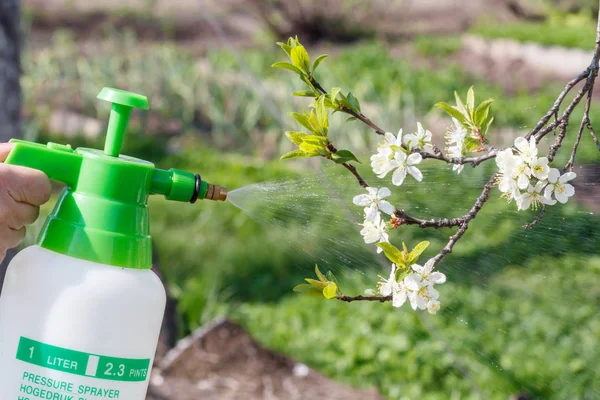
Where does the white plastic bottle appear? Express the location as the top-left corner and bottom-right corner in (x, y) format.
(0, 246), (165, 399)
(0, 88), (226, 399)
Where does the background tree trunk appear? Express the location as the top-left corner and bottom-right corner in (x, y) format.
(0, 0), (22, 293)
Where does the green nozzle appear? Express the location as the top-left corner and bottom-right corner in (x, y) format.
(97, 87), (149, 157)
(2, 87), (228, 270)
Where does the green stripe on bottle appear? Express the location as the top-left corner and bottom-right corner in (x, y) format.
(16, 337), (151, 382)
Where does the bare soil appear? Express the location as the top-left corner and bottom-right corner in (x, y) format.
(148, 319), (384, 400)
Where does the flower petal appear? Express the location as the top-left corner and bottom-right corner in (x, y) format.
(378, 200), (395, 216)
(404, 274), (422, 291)
(514, 137), (528, 152)
(384, 132), (396, 145)
(366, 187), (378, 196)
(392, 290), (407, 308)
(408, 166), (423, 182)
(381, 281), (393, 296)
(559, 171), (577, 183)
(517, 174), (529, 190)
(407, 152), (423, 165)
(353, 194), (370, 206)
(564, 183), (575, 197)
(547, 168), (560, 183)
(555, 190), (568, 204)
(364, 205), (379, 221)
(427, 299), (440, 314)
(392, 167), (407, 186)
(378, 187), (391, 198)
(429, 272), (446, 284)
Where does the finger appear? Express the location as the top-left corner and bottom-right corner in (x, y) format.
(0, 164), (52, 206)
(0, 226), (26, 250)
(7, 203), (40, 229)
(0, 143), (14, 163)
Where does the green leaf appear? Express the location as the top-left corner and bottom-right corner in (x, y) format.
(466, 86), (475, 116)
(435, 102), (468, 126)
(302, 135), (328, 145)
(315, 96), (329, 132)
(285, 131), (308, 146)
(376, 243), (406, 268)
(293, 283), (318, 293)
(331, 87), (341, 101)
(347, 92), (361, 112)
(299, 140), (326, 154)
(291, 112), (314, 133)
(323, 281), (338, 299)
(291, 45), (311, 73)
(346, 116), (358, 122)
(463, 137), (481, 154)
(305, 278), (327, 290)
(293, 90), (316, 97)
(483, 116), (494, 135)
(454, 91), (468, 116)
(293, 285), (325, 297)
(315, 265), (327, 283)
(407, 241), (430, 265)
(280, 150), (313, 160)
(312, 54), (328, 72)
(276, 42), (292, 57)
(272, 62), (304, 75)
(331, 149), (361, 164)
(474, 99), (494, 127)
(325, 270), (339, 285)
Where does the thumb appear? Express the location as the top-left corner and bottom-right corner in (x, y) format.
(0, 164), (52, 206)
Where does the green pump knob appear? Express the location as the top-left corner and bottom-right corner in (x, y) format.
(97, 88), (149, 157)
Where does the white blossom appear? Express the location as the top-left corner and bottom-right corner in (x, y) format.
(411, 258), (446, 286)
(514, 136), (538, 164)
(411, 258), (445, 314)
(445, 118), (467, 174)
(359, 214), (388, 252)
(353, 187), (395, 221)
(374, 129), (405, 157)
(516, 180), (551, 211)
(370, 148), (397, 178)
(379, 259), (445, 314)
(427, 299), (441, 314)
(379, 264), (409, 308)
(544, 168), (576, 204)
(530, 157), (550, 180)
(512, 156), (531, 190)
(404, 122), (433, 150)
(391, 151), (423, 186)
(371, 130), (403, 178)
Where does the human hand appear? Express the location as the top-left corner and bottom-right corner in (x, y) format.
(0, 143), (51, 262)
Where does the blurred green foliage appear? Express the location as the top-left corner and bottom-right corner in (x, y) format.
(414, 35), (463, 58)
(23, 31), (600, 164)
(471, 12), (597, 50)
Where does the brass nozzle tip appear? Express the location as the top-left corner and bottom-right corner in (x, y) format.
(205, 184), (228, 201)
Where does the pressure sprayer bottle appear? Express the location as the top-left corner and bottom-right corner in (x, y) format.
(0, 88), (227, 399)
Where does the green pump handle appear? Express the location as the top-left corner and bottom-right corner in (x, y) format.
(2, 87), (215, 269)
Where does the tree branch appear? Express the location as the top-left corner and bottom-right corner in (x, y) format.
(337, 294), (391, 303)
(523, 205), (547, 229)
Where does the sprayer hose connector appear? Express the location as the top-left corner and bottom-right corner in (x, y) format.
(190, 174), (201, 204)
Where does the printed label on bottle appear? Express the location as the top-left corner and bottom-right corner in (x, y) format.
(12, 337), (151, 400)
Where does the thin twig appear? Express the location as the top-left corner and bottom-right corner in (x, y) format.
(393, 209), (464, 229)
(523, 206), (547, 229)
(337, 295), (391, 302)
(342, 163), (369, 188)
(429, 174), (497, 267)
(566, 80), (595, 171)
(587, 121), (600, 150)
